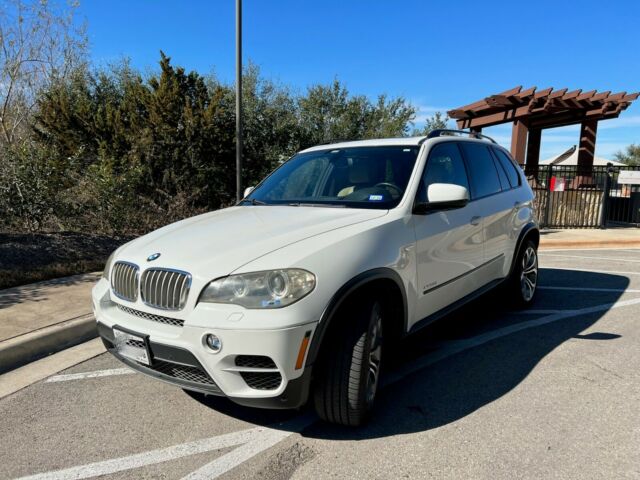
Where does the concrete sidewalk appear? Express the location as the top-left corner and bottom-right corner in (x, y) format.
(0, 227), (638, 373)
(539, 227), (640, 249)
(0, 273), (99, 373)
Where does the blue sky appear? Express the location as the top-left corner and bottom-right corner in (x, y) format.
(78, 0), (640, 159)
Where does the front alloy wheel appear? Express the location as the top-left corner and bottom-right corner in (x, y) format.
(365, 304), (383, 407)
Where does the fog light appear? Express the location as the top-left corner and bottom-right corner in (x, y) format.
(204, 333), (222, 353)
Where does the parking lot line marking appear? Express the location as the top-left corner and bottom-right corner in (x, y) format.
(540, 253), (640, 263)
(538, 266), (640, 276)
(45, 368), (134, 382)
(383, 295), (640, 389)
(539, 247), (640, 253)
(14, 415), (317, 480)
(14, 427), (262, 480)
(538, 286), (640, 293)
(181, 413), (315, 480)
(17, 260), (640, 480)
(181, 428), (291, 480)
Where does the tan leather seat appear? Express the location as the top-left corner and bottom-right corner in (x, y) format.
(337, 160), (371, 197)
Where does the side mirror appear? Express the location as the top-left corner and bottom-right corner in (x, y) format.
(243, 186), (255, 198)
(413, 183), (470, 214)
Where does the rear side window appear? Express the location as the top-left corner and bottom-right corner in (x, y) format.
(492, 148), (521, 187)
(459, 143), (502, 198)
(418, 142), (470, 203)
(492, 154), (511, 190)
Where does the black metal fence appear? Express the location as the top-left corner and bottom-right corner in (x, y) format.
(524, 164), (640, 228)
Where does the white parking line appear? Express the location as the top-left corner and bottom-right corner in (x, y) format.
(539, 286), (640, 293)
(24, 262), (640, 479)
(540, 253), (640, 263)
(15, 427), (280, 480)
(539, 247), (640, 253)
(17, 428), (254, 479)
(538, 266), (640, 276)
(181, 414), (314, 480)
(46, 368), (133, 382)
(182, 428), (291, 480)
(382, 295), (640, 388)
(15, 415), (315, 480)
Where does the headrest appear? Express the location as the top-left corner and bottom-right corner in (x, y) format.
(348, 160), (370, 183)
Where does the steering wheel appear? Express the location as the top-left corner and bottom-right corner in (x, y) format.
(374, 182), (402, 196)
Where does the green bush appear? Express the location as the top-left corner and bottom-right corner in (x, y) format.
(0, 143), (61, 232)
(1, 53), (447, 236)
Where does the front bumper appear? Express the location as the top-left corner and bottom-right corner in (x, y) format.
(93, 280), (317, 409)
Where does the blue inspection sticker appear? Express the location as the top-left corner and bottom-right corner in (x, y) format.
(368, 194), (384, 201)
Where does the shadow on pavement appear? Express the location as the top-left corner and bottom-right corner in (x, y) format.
(187, 268), (629, 439)
(0, 273), (99, 310)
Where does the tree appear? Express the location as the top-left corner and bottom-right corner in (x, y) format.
(16, 53), (426, 235)
(298, 79), (415, 147)
(0, 0), (87, 146)
(413, 111), (449, 136)
(237, 63), (299, 183)
(614, 144), (640, 166)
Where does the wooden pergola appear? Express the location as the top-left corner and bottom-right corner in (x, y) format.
(447, 86), (639, 175)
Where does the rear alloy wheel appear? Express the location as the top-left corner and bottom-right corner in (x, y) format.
(508, 239), (538, 307)
(520, 244), (538, 302)
(313, 298), (384, 426)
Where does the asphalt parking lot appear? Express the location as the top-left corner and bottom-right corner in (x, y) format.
(2, 247), (640, 480)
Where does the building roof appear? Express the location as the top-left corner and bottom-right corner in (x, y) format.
(540, 146), (625, 166)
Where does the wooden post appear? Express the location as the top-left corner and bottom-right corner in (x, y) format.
(525, 128), (541, 177)
(577, 120), (598, 178)
(511, 120), (528, 166)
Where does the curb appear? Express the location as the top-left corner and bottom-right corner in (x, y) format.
(539, 240), (640, 249)
(0, 314), (97, 374)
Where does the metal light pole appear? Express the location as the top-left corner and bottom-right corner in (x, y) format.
(235, 0), (243, 202)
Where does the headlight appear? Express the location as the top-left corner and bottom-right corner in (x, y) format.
(199, 269), (316, 308)
(102, 251), (116, 281)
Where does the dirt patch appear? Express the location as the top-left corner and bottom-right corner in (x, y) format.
(0, 232), (134, 289)
(255, 441), (316, 480)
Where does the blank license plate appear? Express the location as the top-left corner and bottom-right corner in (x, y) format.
(113, 328), (150, 365)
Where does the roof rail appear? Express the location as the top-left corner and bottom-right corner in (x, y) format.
(316, 138), (356, 146)
(424, 129), (497, 144)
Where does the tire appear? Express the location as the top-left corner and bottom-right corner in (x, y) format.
(507, 239), (539, 307)
(313, 297), (384, 426)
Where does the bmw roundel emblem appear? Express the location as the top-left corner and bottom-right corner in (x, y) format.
(147, 253), (161, 262)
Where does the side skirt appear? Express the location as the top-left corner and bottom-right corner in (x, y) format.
(407, 277), (506, 335)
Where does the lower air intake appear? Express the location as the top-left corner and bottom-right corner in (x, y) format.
(240, 371), (282, 390)
(146, 359), (217, 387)
(235, 355), (277, 369)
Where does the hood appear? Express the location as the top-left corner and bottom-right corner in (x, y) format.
(117, 205), (387, 282)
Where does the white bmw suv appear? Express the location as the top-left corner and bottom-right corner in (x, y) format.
(93, 130), (539, 426)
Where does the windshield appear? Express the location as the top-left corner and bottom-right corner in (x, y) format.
(244, 146), (420, 209)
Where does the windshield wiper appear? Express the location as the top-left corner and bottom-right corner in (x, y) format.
(238, 198), (267, 206)
(287, 202), (346, 208)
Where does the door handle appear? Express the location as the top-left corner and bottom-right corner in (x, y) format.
(470, 216), (481, 226)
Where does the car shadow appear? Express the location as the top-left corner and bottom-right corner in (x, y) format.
(186, 268), (629, 439)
